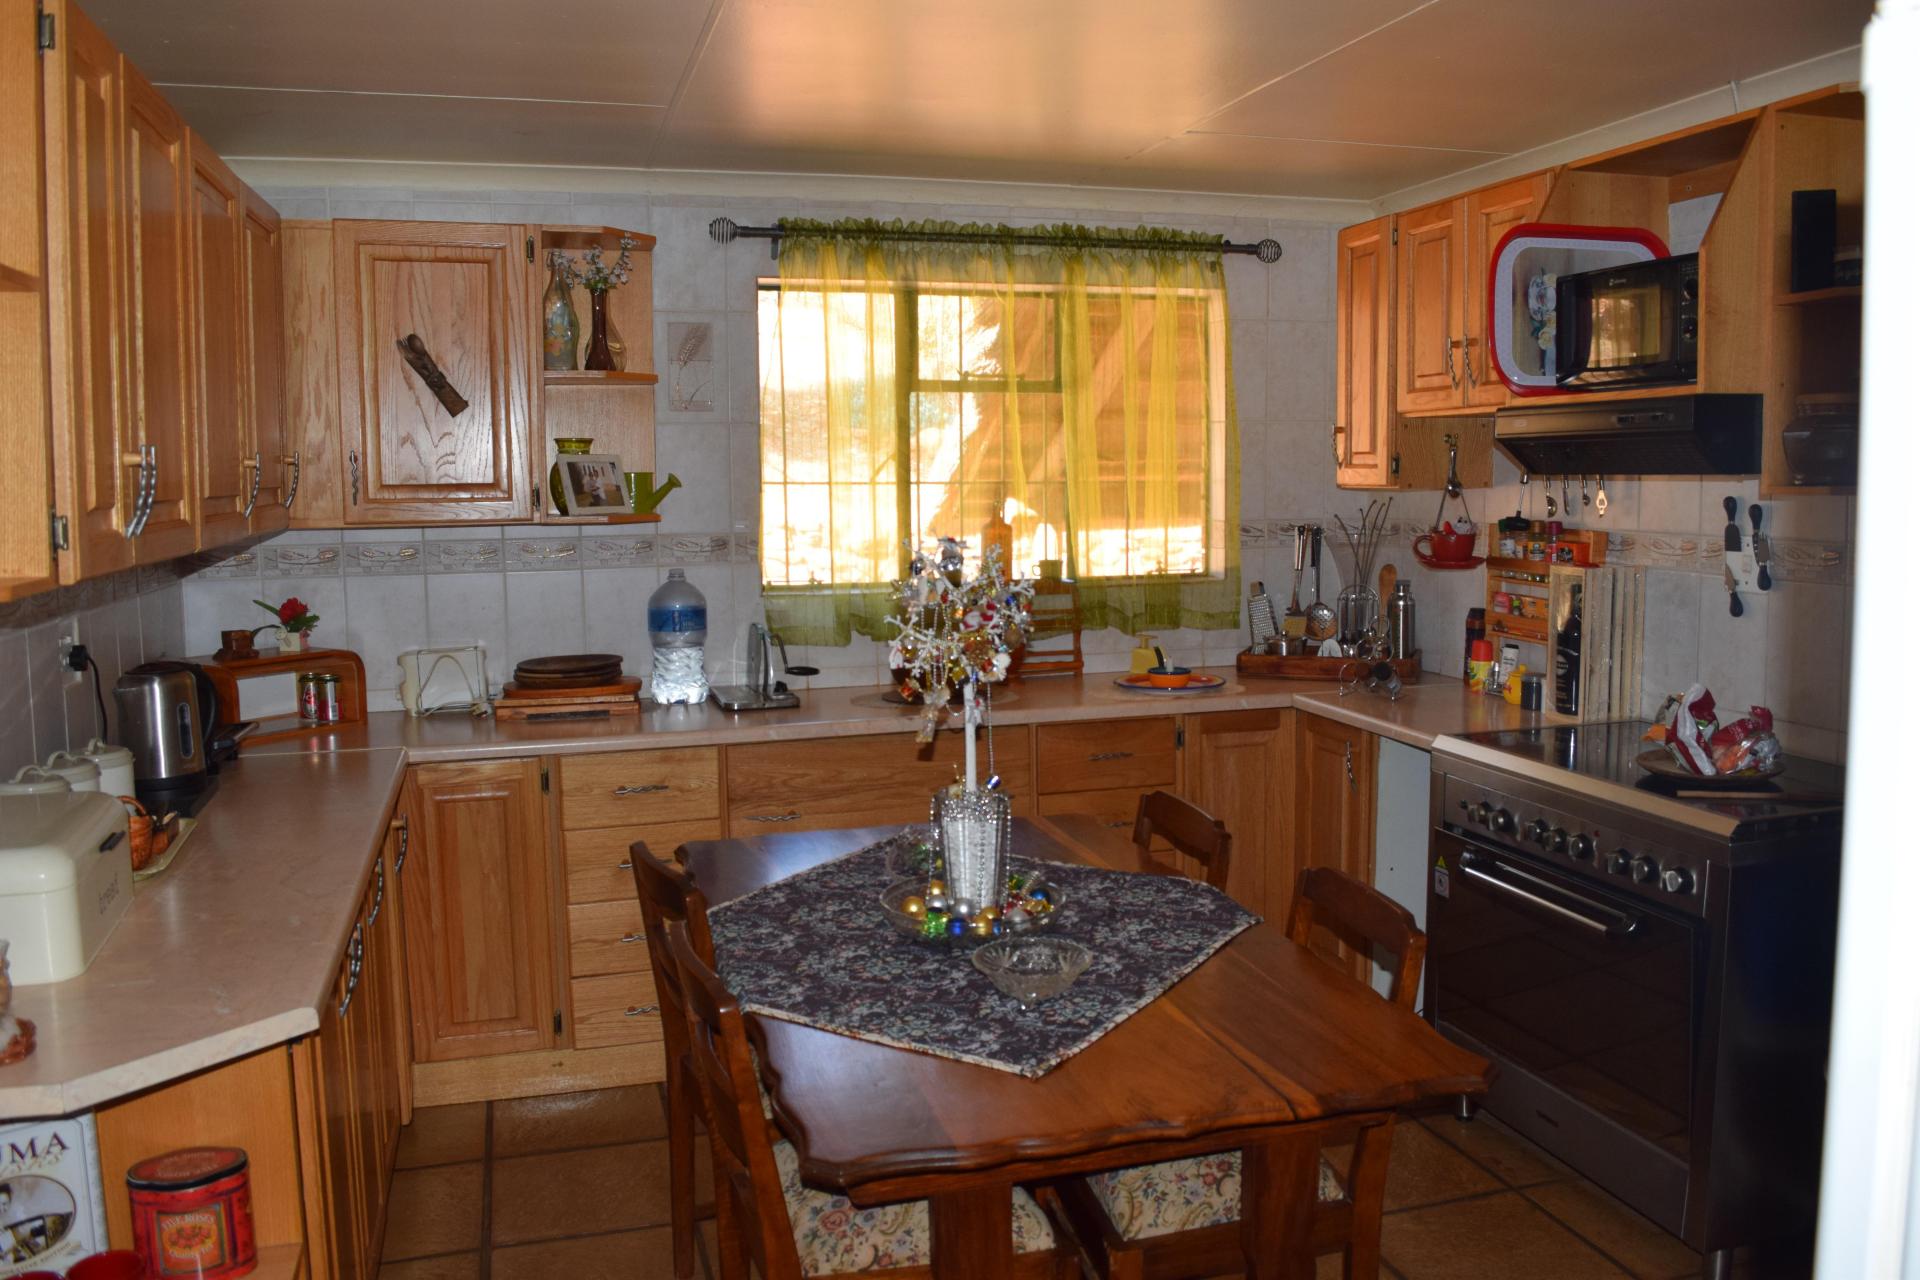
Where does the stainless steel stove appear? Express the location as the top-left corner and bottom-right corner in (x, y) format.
(1428, 722), (1844, 1280)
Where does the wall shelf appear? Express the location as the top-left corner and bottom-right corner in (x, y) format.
(544, 369), (659, 385)
(541, 512), (663, 525)
(1775, 286), (1861, 306)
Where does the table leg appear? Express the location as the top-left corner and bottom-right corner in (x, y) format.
(929, 1181), (1014, 1280)
(1241, 1128), (1323, 1280)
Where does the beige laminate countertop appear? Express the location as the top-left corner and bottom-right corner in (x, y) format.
(1, 668), (1541, 1118)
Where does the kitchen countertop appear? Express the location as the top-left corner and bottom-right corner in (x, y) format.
(1, 668), (1541, 1119)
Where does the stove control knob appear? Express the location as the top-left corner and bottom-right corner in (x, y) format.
(1604, 849), (1632, 876)
(1525, 818), (1551, 845)
(1490, 808), (1516, 835)
(1661, 866), (1696, 895)
(1569, 834), (1596, 860)
(1631, 854), (1661, 885)
(1467, 802), (1490, 826)
(1547, 828), (1569, 855)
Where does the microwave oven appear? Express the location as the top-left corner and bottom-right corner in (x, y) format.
(1554, 253), (1698, 389)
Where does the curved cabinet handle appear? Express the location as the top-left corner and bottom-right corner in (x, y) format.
(392, 815), (409, 875)
(241, 451), (262, 520)
(618, 931), (645, 945)
(1444, 335), (1460, 387)
(624, 1004), (661, 1017)
(281, 452), (301, 508)
(613, 784), (670, 797)
(1344, 740), (1356, 789)
(368, 856), (386, 926)
(1088, 751), (1134, 762)
(747, 812), (801, 823)
(337, 921), (365, 1017)
(348, 449), (361, 505)
(121, 448), (155, 538)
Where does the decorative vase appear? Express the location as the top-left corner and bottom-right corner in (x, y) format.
(931, 789), (1011, 917)
(585, 291), (614, 371)
(541, 259), (578, 371)
(278, 628), (309, 655)
(547, 436), (595, 515)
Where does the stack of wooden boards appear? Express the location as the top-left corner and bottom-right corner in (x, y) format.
(496, 654), (642, 720)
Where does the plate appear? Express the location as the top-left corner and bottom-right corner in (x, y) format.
(1412, 550), (1486, 571)
(1113, 673), (1228, 693)
(134, 816), (198, 882)
(1634, 748), (1786, 786)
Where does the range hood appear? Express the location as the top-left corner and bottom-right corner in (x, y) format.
(1493, 394), (1762, 476)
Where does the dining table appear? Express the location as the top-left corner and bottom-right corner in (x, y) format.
(680, 815), (1492, 1280)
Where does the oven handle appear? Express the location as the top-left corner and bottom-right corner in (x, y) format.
(1458, 855), (1639, 938)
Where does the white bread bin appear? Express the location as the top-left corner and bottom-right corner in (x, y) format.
(0, 791), (132, 984)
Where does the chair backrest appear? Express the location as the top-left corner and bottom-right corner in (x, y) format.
(668, 921), (804, 1280)
(630, 841), (716, 1091)
(1285, 866), (1426, 1010)
(1131, 790), (1232, 891)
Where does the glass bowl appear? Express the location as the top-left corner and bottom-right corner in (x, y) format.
(877, 870), (1066, 945)
(972, 936), (1093, 1009)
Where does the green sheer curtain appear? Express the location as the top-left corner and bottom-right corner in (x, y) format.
(758, 218), (1240, 646)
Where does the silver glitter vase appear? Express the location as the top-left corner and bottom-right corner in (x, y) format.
(931, 789), (1010, 916)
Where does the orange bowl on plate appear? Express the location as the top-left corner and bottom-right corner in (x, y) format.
(1146, 667), (1192, 688)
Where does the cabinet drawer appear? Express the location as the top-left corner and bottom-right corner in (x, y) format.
(568, 900), (650, 977)
(561, 748), (721, 830)
(1036, 718), (1177, 794)
(727, 730), (1032, 831)
(570, 973), (664, 1050)
(565, 822), (720, 905)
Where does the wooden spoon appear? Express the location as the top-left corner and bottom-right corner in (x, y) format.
(1378, 564), (1397, 602)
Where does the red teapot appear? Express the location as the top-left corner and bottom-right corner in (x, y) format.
(1414, 521), (1478, 565)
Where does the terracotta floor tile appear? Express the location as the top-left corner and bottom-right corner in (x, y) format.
(376, 1254), (482, 1280)
(1383, 1191), (1630, 1280)
(1327, 1120), (1502, 1213)
(380, 1163), (486, 1262)
(1526, 1180), (1701, 1279)
(493, 1085), (669, 1157)
(492, 1140), (673, 1245)
(1422, 1111), (1574, 1188)
(395, 1102), (489, 1169)
(492, 1227), (677, 1280)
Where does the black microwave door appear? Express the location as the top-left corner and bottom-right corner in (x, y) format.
(1555, 282), (1592, 384)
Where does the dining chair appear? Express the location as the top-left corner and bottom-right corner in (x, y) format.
(631, 841), (720, 1280)
(665, 921), (1076, 1279)
(1131, 790), (1232, 891)
(1058, 866), (1426, 1280)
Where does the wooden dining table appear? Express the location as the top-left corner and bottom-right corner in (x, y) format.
(680, 816), (1491, 1280)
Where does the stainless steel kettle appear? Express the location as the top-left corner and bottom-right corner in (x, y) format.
(114, 662), (220, 800)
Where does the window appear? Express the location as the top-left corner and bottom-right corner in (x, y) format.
(757, 277), (1233, 591)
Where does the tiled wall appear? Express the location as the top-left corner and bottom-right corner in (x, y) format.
(164, 177), (1851, 761)
(0, 567), (189, 778)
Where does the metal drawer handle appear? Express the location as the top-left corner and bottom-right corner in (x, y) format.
(241, 451), (262, 519)
(368, 857), (385, 925)
(393, 815), (409, 875)
(1344, 740), (1356, 789)
(619, 932), (644, 944)
(337, 921), (364, 1017)
(348, 449), (361, 505)
(1088, 751), (1134, 762)
(625, 1004), (660, 1017)
(617, 858), (633, 871)
(282, 452), (301, 507)
(614, 784), (670, 796)
(748, 812), (801, 823)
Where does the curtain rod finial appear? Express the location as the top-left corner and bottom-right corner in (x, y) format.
(1255, 238), (1283, 263)
(709, 216), (739, 245)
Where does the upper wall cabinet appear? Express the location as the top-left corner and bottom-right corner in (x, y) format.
(329, 221), (535, 525)
(242, 190), (290, 533)
(187, 139), (254, 549)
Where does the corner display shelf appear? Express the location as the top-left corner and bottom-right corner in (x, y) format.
(535, 224), (661, 525)
(197, 647), (368, 749)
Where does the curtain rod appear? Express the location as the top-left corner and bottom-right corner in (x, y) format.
(706, 216), (1283, 262)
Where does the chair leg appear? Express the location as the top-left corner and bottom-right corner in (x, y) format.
(666, 1064), (698, 1280)
(712, 1180), (749, 1280)
(1340, 1120), (1395, 1280)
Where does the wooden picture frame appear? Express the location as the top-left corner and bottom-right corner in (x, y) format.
(556, 452), (630, 515)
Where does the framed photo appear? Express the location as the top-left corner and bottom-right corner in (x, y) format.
(556, 453), (630, 515)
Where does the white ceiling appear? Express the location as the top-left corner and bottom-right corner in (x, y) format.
(86, 0), (1871, 201)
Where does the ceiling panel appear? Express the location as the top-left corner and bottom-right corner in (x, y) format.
(162, 87), (666, 167)
(659, 0), (1424, 174)
(1200, 0), (1874, 154)
(1081, 133), (1504, 201)
(82, 0), (710, 104)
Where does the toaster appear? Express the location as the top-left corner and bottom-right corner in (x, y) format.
(0, 792), (133, 984)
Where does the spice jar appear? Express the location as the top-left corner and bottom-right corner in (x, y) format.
(127, 1146), (258, 1278)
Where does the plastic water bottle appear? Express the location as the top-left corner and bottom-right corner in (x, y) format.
(647, 570), (709, 705)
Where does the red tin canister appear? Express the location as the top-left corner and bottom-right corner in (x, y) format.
(126, 1146), (258, 1278)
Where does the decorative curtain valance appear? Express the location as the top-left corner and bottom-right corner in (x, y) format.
(758, 217), (1240, 647)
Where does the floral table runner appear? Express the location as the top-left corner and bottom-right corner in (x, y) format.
(706, 832), (1258, 1078)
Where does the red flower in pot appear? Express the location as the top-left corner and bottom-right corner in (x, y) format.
(255, 595), (319, 634)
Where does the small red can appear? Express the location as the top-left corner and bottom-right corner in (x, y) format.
(126, 1146), (258, 1278)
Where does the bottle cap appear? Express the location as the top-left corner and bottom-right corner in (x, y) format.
(1470, 639), (1494, 660)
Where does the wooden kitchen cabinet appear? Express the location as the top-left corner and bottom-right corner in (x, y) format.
(728, 728), (1035, 832)
(403, 759), (559, 1061)
(1395, 196), (1464, 416)
(1180, 709), (1290, 918)
(1335, 216), (1397, 488)
(1463, 175), (1549, 406)
(1294, 713), (1379, 980)
(186, 138), (253, 549)
(243, 187), (290, 531)
(331, 220), (535, 524)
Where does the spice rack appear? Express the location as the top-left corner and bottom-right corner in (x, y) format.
(197, 648), (368, 749)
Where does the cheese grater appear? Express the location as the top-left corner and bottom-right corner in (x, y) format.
(1248, 580), (1278, 649)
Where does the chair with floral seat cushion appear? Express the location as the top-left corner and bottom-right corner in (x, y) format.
(666, 921), (1075, 1279)
(1058, 866), (1426, 1280)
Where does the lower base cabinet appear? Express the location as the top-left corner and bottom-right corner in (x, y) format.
(1293, 712), (1381, 978)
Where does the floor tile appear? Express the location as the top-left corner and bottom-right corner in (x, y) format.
(1326, 1119), (1502, 1213)
(492, 1140), (673, 1245)
(377, 1254), (482, 1280)
(395, 1102), (488, 1169)
(1526, 1180), (1701, 1279)
(492, 1085), (669, 1157)
(381, 1163), (486, 1262)
(492, 1226), (677, 1280)
(1383, 1191), (1630, 1280)
(1421, 1111), (1573, 1189)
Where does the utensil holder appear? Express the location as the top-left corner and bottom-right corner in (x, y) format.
(1336, 585), (1379, 642)
(932, 789), (1011, 915)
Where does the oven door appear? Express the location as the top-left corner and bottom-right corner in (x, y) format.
(1429, 830), (1699, 1233)
(1555, 263), (1686, 387)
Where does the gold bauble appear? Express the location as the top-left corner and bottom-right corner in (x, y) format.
(968, 916), (995, 938)
(901, 896), (927, 918)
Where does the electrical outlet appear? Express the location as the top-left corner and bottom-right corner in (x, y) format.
(57, 633), (83, 685)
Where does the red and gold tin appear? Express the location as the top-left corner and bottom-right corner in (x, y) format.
(126, 1146), (257, 1278)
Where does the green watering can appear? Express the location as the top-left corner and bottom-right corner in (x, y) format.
(625, 471), (683, 516)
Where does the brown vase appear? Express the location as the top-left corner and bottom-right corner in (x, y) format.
(585, 291), (614, 371)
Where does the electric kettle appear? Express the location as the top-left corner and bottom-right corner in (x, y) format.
(113, 662), (243, 814)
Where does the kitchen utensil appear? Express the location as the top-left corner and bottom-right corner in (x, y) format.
(1545, 479), (1557, 519)
(1145, 667), (1194, 688)
(1750, 504), (1772, 590)
(1386, 580), (1417, 661)
(1247, 580), (1278, 649)
(1336, 585), (1379, 644)
(1722, 496), (1744, 616)
(1283, 528), (1307, 635)
(1595, 476), (1609, 516)
(1304, 527), (1336, 642)
(1414, 524), (1477, 564)
(514, 653), (624, 683)
(114, 661), (236, 815)
(1636, 748), (1784, 785)
(1562, 475), (1573, 517)
(400, 645), (490, 717)
(1725, 563), (1744, 618)
(1581, 475), (1591, 507)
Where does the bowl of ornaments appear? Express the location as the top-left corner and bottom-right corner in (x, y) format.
(880, 863), (1065, 944)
